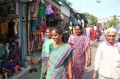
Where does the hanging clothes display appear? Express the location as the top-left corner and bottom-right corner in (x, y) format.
(4, 21), (8, 35)
(33, 1), (39, 17)
(7, 21), (15, 38)
(0, 21), (8, 35)
(37, 1), (45, 18)
(30, 32), (44, 52)
(45, 3), (54, 15)
(7, 20), (19, 38)
(31, 20), (37, 32)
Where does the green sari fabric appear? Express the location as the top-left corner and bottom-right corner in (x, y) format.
(40, 39), (54, 79)
(46, 44), (73, 79)
(41, 39), (54, 58)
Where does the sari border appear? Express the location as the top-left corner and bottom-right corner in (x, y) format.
(54, 45), (73, 68)
(53, 70), (61, 79)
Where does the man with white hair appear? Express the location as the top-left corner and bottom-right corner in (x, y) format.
(92, 28), (120, 79)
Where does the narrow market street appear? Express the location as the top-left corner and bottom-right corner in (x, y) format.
(0, 0), (119, 79)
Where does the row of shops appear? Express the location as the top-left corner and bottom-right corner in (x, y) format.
(0, 0), (88, 66)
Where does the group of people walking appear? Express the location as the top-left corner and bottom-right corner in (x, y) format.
(40, 25), (120, 79)
(87, 26), (101, 42)
(40, 25), (91, 79)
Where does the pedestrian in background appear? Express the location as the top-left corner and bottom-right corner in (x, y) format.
(90, 26), (95, 40)
(68, 24), (92, 79)
(86, 26), (91, 38)
(116, 22), (120, 42)
(93, 28), (120, 79)
(40, 27), (54, 79)
(95, 26), (101, 42)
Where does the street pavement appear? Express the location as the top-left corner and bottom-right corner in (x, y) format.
(84, 34), (105, 79)
(17, 34), (105, 79)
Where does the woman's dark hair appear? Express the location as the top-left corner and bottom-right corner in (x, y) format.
(52, 26), (68, 43)
(51, 26), (63, 35)
(74, 24), (83, 34)
(9, 44), (15, 49)
(46, 27), (52, 32)
(74, 24), (83, 30)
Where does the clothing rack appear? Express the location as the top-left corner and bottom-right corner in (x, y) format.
(0, 16), (19, 21)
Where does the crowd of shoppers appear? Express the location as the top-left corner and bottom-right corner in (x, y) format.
(40, 24), (120, 79)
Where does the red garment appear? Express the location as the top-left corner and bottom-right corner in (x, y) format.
(90, 28), (95, 40)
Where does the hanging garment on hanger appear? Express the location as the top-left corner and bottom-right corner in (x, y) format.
(33, 1), (39, 17)
(45, 3), (54, 15)
(0, 21), (4, 34)
(3, 21), (8, 35)
(43, 19), (47, 30)
(7, 21), (15, 38)
(38, 19), (44, 26)
(14, 21), (19, 36)
(31, 20), (37, 31)
(37, 1), (45, 18)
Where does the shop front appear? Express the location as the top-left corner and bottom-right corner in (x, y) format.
(0, 0), (23, 64)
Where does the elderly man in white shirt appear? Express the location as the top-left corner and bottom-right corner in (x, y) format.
(92, 28), (120, 79)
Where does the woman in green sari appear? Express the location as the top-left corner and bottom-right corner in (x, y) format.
(40, 27), (54, 79)
(43, 26), (73, 79)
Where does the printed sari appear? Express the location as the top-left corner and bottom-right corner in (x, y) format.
(46, 44), (73, 79)
(69, 34), (89, 79)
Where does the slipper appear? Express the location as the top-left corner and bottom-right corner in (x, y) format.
(32, 68), (37, 72)
(29, 69), (33, 73)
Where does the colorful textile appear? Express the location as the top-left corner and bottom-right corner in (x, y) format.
(95, 28), (101, 39)
(41, 39), (54, 58)
(31, 20), (37, 31)
(46, 44), (73, 79)
(90, 28), (95, 40)
(37, 1), (45, 18)
(2, 50), (19, 74)
(45, 4), (54, 15)
(69, 35), (89, 79)
(40, 39), (54, 79)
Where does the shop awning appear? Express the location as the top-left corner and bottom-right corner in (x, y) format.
(79, 13), (87, 20)
(57, 0), (73, 10)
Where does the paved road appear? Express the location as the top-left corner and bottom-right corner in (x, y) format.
(84, 34), (105, 79)
(17, 34), (105, 79)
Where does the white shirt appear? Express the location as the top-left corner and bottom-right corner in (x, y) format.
(94, 26), (97, 30)
(94, 42), (120, 79)
(86, 27), (90, 33)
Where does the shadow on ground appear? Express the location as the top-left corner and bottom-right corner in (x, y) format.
(84, 69), (99, 79)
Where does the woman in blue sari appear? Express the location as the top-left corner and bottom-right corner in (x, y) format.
(1, 44), (20, 78)
(43, 26), (73, 79)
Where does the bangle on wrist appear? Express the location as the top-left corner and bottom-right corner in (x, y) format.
(88, 57), (92, 59)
